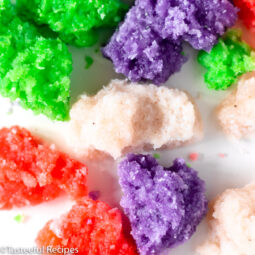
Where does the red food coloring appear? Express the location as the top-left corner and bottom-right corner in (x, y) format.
(188, 152), (199, 162)
(0, 126), (88, 209)
(234, 0), (255, 29)
(36, 198), (138, 255)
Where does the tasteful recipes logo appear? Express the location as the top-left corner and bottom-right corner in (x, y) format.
(0, 246), (78, 254)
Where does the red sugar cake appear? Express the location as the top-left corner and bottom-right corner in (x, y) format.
(36, 198), (138, 255)
(0, 126), (88, 209)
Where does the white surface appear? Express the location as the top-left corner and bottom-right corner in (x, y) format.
(1, 44), (255, 255)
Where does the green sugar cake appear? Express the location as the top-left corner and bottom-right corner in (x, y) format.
(198, 30), (255, 90)
(17, 0), (128, 47)
(0, 0), (72, 121)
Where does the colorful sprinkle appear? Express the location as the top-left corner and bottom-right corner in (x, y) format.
(218, 153), (228, 158)
(188, 153), (199, 162)
(153, 153), (160, 159)
(88, 190), (100, 201)
(85, 56), (94, 69)
(14, 214), (26, 223)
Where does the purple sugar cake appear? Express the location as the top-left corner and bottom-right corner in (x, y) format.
(118, 154), (208, 255)
(103, 0), (237, 84)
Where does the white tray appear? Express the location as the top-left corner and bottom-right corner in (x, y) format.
(1, 43), (255, 255)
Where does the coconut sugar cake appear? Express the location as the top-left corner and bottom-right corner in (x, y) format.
(217, 72), (255, 139)
(197, 182), (255, 255)
(69, 79), (203, 159)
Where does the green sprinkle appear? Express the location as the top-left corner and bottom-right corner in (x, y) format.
(153, 153), (160, 159)
(85, 56), (94, 69)
(186, 163), (191, 168)
(14, 214), (24, 223)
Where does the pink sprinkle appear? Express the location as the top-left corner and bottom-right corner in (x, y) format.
(22, 214), (29, 223)
(218, 153), (227, 158)
(188, 153), (199, 161)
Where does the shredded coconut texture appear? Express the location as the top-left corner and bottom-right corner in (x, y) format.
(0, 0), (72, 121)
(36, 198), (138, 255)
(16, 0), (128, 47)
(198, 30), (255, 90)
(197, 182), (255, 255)
(217, 72), (255, 139)
(69, 79), (202, 159)
(118, 154), (208, 255)
(0, 126), (88, 209)
(103, 0), (237, 84)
